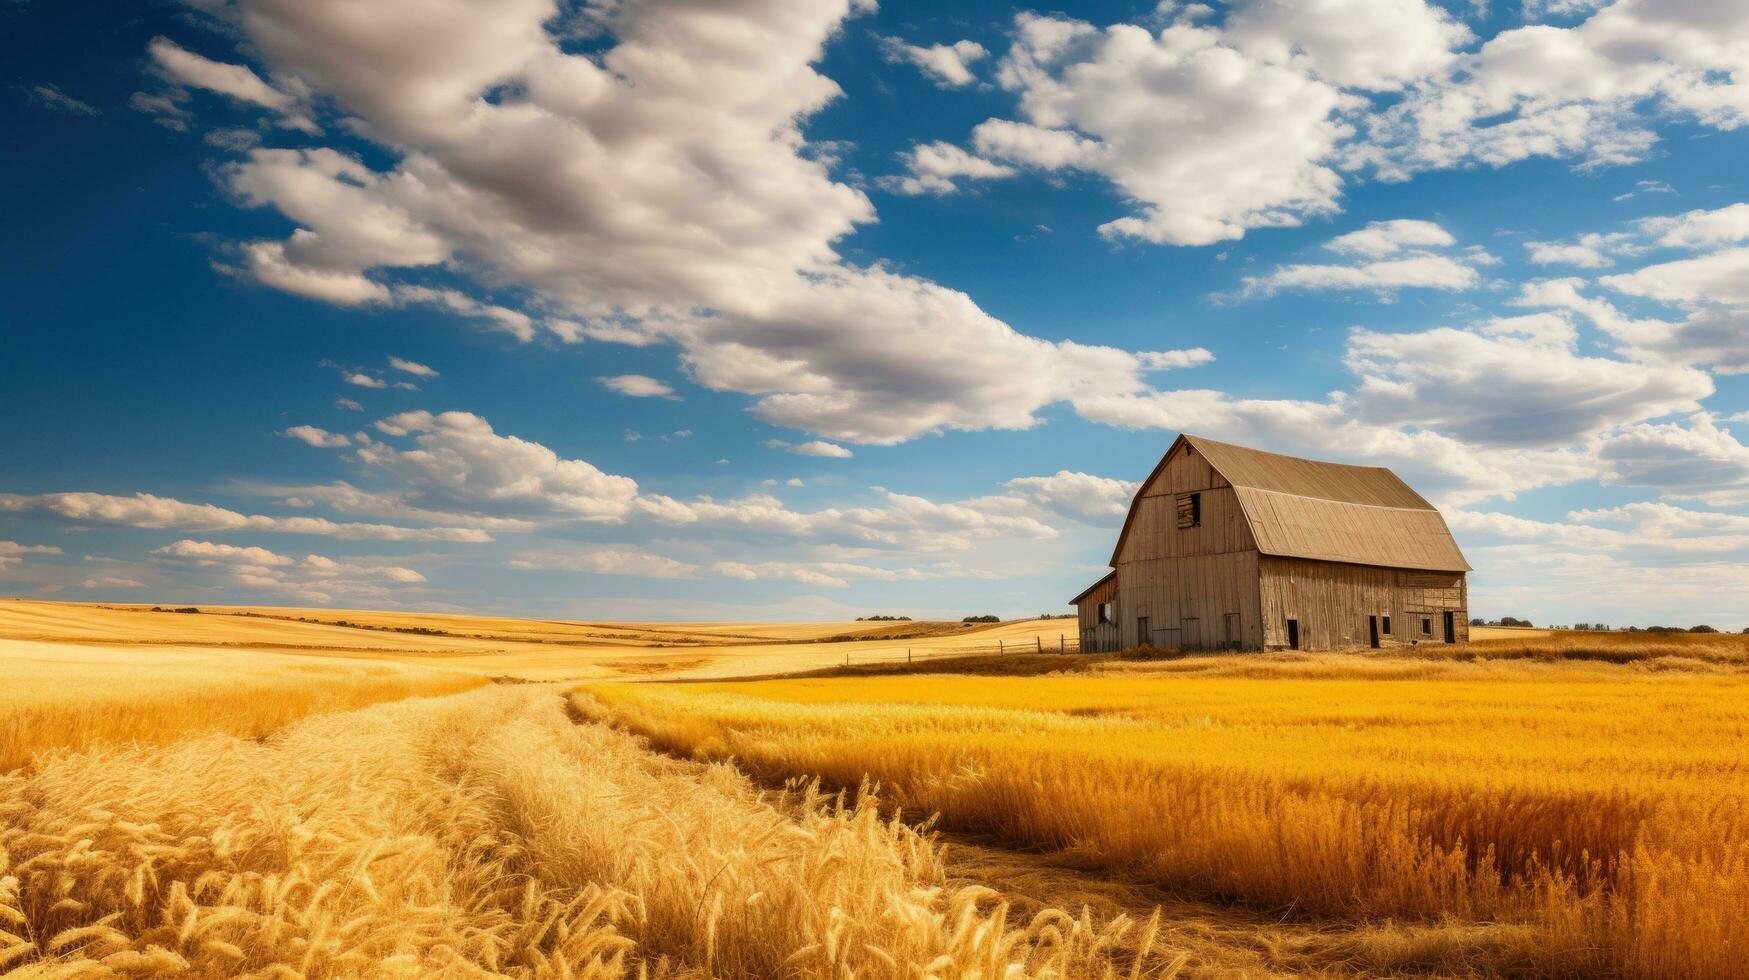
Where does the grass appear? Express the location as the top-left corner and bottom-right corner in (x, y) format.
(582, 650), (1749, 978)
(0, 687), (1179, 977)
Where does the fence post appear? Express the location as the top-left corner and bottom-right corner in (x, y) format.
(1036, 636), (1042, 654)
(845, 651), (850, 667)
(1060, 634), (1065, 654)
(999, 640), (1004, 656)
(907, 648), (912, 663)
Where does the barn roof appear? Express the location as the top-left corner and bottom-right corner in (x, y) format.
(1068, 569), (1116, 605)
(1110, 434), (1471, 572)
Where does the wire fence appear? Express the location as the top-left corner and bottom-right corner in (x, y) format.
(834, 633), (1083, 668)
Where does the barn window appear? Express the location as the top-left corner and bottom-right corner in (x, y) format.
(1176, 492), (1201, 529)
(1421, 617), (1432, 635)
(1096, 601), (1113, 625)
(1382, 616), (1392, 635)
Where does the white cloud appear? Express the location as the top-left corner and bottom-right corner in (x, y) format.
(388, 356), (437, 378)
(1236, 220), (1485, 298)
(1523, 232), (1641, 268)
(146, 37), (318, 133)
(0, 542), (63, 556)
(335, 397), (363, 411)
(598, 374), (678, 399)
(154, 539), (295, 566)
(390, 285), (537, 342)
(979, 12), (1351, 246)
(80, 577), (146, 590)
(767, 439), (853, 458)
(1224, 0), (1470, 92)
(343, 372), (387, 389)
(1324, 219), (1455, 257)
(1355, 0), (1749, 179)
(283, 424), (351, 448)
(878, 142), (1017, 196)
(1517, 276), (1749, 376)
(1344, 317), (1711, 446)
(178, 0), (1199, 445)
(356, 410), (641, 522)
(1601, 248), (1749, 308)
(1594, 414), (1749, 500)
(1638, 203), (1749, 249)
(880, 37), (988, 88)
(0, 491), (493, 542)
(1004, 471), (1139, 522)
(29, 84), (100, 116)
(508, 548), (699, 579)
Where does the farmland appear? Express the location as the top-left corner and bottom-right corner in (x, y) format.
(5, 599), (1749, 976)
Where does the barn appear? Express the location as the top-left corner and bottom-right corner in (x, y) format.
(1072, 434), (1470, 653)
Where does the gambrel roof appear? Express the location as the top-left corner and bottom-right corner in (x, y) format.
(1110, 434), (1471, 572)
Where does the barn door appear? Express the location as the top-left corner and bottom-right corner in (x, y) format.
(1443, 611), (1455, 644)
(1136, 616), (1149, 649)
(1368, 616), (1380, 649)
(1223, 612), (1240, 649)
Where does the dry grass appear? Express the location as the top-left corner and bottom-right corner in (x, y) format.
(584, 655), (1749, 978)
(0, 687), (1182, 977)
(0, 639), (487, 772)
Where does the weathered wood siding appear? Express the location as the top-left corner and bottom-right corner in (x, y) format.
(1075, 573), (1121, 653)
(1258, 556), (1468, 651)
(1114, 443), (1263, 650)
(1117, 552), (1262, 650)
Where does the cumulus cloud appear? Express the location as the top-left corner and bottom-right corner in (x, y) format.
(879, 37), (988, 88)
(1524, 232), (1641, 269)
(388, 357), (437, 378)
(0, 491), (492, 542)
(1638, 203), (1749, 249)
(878, 142), (1017, 196)
(1354, 0), (1749, 179)
(1235, 220), (1488, 298)
(1517, 276), (1749, 376)
(80, 577), (146, 589)
(283, 425), (351, 448)
(154, 539), (295, 566)
(598, 374), (678, 399)
(977, 11), (1351, 246)
(356, 410), (641, 522)
(1223, 0), (1470, 91)
(766, 439), (853, 458)
(171, 0), (1204, 445)
(1004, 471), (1139, 522)
(145, 37), (317, 133)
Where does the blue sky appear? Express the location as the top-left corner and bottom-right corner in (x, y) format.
(3, 0), (1747, 627)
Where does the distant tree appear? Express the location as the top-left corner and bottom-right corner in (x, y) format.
(1690, 624), (1719, 633)
(1497, 616), (1534, 628)
(962, 615), (1001, 623)
(1469, 617), (1486, 627)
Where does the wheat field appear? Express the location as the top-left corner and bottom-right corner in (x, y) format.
(583, 653), (1749, 978)
(1, 686), (1178, 978)
(7, 600), (1749, 977)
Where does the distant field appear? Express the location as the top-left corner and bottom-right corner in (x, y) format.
(584, 648), (1749, 978)
(0, 598), (1075, 681)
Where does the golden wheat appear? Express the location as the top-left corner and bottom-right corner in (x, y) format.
(0, 640), (489, 772)
(0, 686), (1183, 978)
(582, 659), (1749, 978)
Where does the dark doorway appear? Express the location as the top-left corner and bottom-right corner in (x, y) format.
(1368, 615), (1380, 649)
(1443, 611), (1456, 643)
(1286, 618), (1300, 650)
(1137, 616), (1149, 648)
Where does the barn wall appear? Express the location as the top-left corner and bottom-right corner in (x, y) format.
(1116, 552), (1262, 650)
(1113, 441), (1263, 650)
(1258, 557), (1468, 651)
(1074, 574), (1121, 652)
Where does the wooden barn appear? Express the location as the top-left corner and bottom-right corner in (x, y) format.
(1072, 434), (1470, 653)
